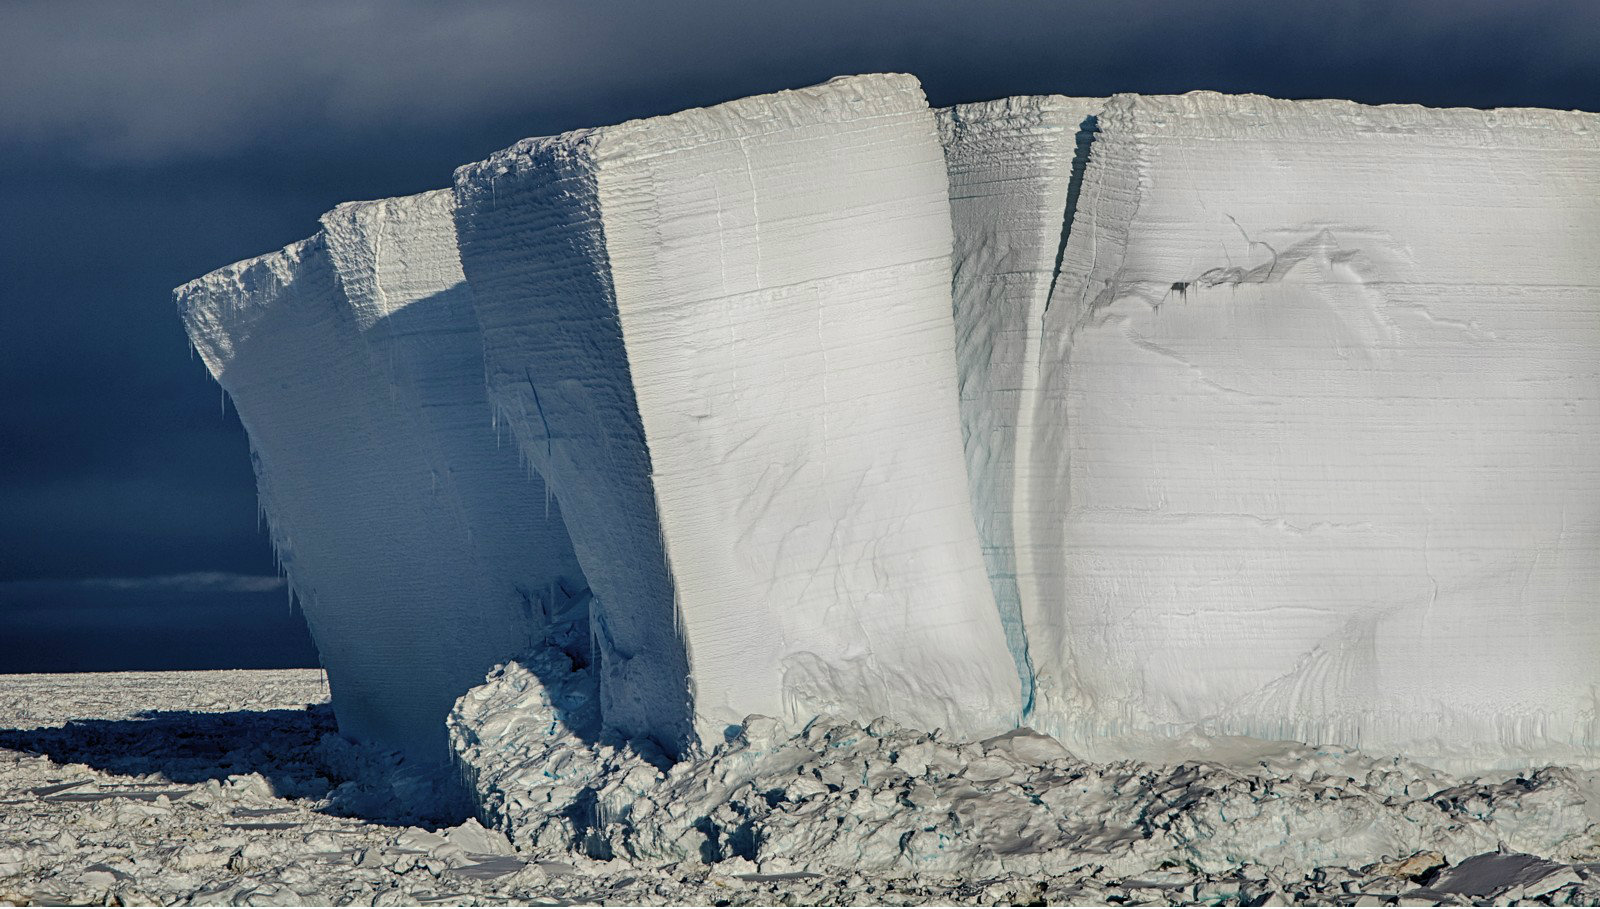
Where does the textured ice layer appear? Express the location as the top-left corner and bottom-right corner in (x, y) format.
(953, 92), (1600, 766)
(319, 191), (587, 620)
(453, 74), (1020, 753)
(177, 191), (582, 763)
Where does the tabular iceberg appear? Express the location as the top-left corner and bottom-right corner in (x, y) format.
(944, 91), (1600, 767)
(177, 191), (583, 763)
(453, 73), (1021, 752)
(178, 74), (1599, 776)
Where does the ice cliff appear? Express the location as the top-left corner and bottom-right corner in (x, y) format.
(179, 75), (1599, 774)
(944, 92), (1599, 769)
(176, 190), (583, 764)
(452, 73), (1020, 753)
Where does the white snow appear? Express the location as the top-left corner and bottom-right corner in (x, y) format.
(176, 192), (580, 765)
(452, 73), (1020, 753)
(950, 91), (1600, 768)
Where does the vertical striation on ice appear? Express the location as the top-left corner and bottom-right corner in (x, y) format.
(177, 192), (582, 763)
(937, 95), (1105, 713)
(453, 74), (1021, 753)
(1015, 92), (1600, 766)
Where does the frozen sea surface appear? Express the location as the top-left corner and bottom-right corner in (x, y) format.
(2, 669), (1598, 906)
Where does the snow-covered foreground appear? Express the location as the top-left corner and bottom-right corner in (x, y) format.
(3, 670), (1599, 906)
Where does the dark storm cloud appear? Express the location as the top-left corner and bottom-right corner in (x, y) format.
(2, 0), (1595, 165)
(0, 574), (315, 673)
(0, 573), (286, 596)
(0, 0), (1595, 669)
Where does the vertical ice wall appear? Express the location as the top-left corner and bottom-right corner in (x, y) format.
(937, 96), (1103, 713)
(177, 193), (580, 763)
(1018, 92), (1600, 766)
(454, 74), (1021, 752)
(319, 191), (587, 626)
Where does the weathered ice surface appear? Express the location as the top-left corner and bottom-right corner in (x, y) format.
(1002, 92), (1600, 767)
(177, 192), (580, 763)
(453, 74), (1020, 752)
(938, 95), (1104, 709)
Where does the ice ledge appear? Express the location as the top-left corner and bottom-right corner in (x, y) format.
(1104, 90), (1600, 142)
(457, 73), (930, 182)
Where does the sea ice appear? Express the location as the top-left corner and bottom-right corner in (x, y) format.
(6, 670), (1597, 905)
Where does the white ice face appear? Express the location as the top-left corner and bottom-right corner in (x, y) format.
(176, 192), (581, 764)
(453, 74), (1021, 752)
(946, 92), (1600, 768)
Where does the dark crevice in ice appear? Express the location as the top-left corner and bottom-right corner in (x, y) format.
(1042, 114), (1100, 316)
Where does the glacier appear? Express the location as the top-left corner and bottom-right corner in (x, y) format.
(177, 75), (1599, 785)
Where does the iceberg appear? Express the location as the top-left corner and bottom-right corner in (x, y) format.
(177, 75), (1599, 775)
(937, 95), (1104, 710)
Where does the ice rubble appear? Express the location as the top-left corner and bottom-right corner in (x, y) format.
(5, 671), (1598, 906)
(448, 657), (1600, 883)
(179, 74), (1599, 801)
(176, 190), (582, 764)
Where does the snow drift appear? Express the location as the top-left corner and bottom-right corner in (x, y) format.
(179, 75), (1599, 778)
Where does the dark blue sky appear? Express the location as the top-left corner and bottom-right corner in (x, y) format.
(2, 0), (1596, 671)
